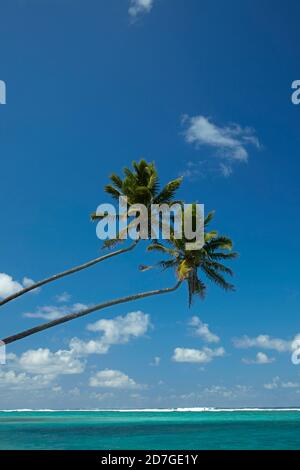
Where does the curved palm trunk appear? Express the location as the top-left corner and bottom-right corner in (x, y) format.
(0, 240), (138, 308)
(2, 281), (181, 345)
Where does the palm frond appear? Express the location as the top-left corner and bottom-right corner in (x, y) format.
(104, 185), (122, 201)
(204, 261), (234, 276)
(201, 265), (235, 291)
(109, 173), (123, 190)
(204, 210), (215, 226)
(154, 177), (183, 204)
(205, 236), (233, 251)
(204, 230), (218, 242)
(208, 252), (238, 260)
(147, 243), (178, 257)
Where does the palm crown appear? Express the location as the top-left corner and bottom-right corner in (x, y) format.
(146, 208), (238, 306)
(92, 159), (182, 244)
(103, 159), (182, 206)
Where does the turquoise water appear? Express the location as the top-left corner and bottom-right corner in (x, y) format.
(0, 410), (300, 450)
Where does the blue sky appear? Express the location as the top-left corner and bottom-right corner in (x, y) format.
(0, 0), (300, 409)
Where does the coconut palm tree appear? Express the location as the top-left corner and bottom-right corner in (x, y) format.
(0, 160), (182, 308)
(2, 208), (236, 345)
(144, 208), (238, 306)
(2, 281), (182, 345)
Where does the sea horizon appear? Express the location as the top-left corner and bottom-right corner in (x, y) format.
(1, 407), (300, 412)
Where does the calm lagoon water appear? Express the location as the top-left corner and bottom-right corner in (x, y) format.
(0, 410), (300, 450)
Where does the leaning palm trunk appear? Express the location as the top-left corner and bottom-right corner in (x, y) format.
(2, 281), (182, 345)
(0, 240), (138, 308)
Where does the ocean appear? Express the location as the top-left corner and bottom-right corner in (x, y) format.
(0, 409), (300, 450)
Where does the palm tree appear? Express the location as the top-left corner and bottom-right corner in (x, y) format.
(2, 208), (236, 345)
(0, 160), (182, 308)
(2, 281), (182, 345)
(145, 208), (238, 306)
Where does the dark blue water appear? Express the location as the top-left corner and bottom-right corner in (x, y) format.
(0, 410), (300, 449)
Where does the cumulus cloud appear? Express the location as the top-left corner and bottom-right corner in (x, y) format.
(0, 369), (52, 390)
(202, 386), (233, 398)
(264, 377), (300, 390)
(0, 370), (30, 387)
(22, 277), (37, 289)
(281, 381), (300, 389)
(70, 311), (150, 356)
(0, 273), (37, 299)
(3, 311), (149, 385)
(89, 369), (141, 389)
(242, 352), (275, 365)
(24, 303), (88, 321)
(0, 311), (150, 396)
(233, 334), (300, 353)
(0, 273), (23, 297)
(189, 316), (220, 343)
(0, 345), (85, 392)
(0, 349), (75, 390)
(55, 292), (71, 303)
(91, 392), (115, 401)
(18, 348), (85, 378)
(201, 384), (252, 399)
(129, 0), (153, 18)
(182, 115), (260, 177)
(172, 346), (225, 364)
(264, 376), (280, 390)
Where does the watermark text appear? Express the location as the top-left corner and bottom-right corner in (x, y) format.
(95, 197), (204, 250)
(291, 80), (300, 105)
(0, 80), (6, 105)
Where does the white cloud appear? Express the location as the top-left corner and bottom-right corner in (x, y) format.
(233, 334), (300, 353)
(129, 0), (153, 18)
(189, 316), (220, 343)
(69, 387), (81, 397)
(0, 346), (85, 392)
(0, 370), (29, 386)
(202, 384), (252, 399)
(172, 346), (225, 364)
(183, 115), (259, 161)
(0, 369), (57, 391)
(91, 392), (115, 401)
(281, 381), (300, 389)
(219, 163), (233, 178)
(24, 303), (88, 321)
(70, 311), (150, 356)
(203, 385), (234, 398)
(55, 292), (71, 303)
(242, 352), (275, 365)
(89, 369), (141, 389)
(150, 356), (161, 366)
(264, 377), (279, 390)
(22, 277), (36, 289)
(1, 312), (150, 396)
(0, 273), (39, 299)
(264, 377), (300, 390)
(0, 274), (26, 297)
(182, 115), (260, 177)
(1, 311), (149, 391)
(18, 348), (85, 377)
(0, 273), (23, 297)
